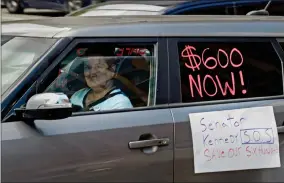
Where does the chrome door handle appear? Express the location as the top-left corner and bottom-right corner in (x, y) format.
(128, 138), (170, 149)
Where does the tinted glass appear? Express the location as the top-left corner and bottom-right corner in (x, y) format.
(177, 1), (284, 16)
(233, 1), (284, 16)
(268, 1), (284, 16)
(178, 4), (233, 15)
(68, 4), (165, 16)
(178, 41), (283, 103)
(231, 1), (267, 15)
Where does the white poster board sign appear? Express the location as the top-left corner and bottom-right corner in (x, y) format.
(189, 106), (281, 174)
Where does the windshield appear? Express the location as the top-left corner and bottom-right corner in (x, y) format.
(1, 37), (58, 95)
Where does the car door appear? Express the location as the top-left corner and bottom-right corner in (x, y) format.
(168, 37), (284, 182)
(24, 0), (62, 10)
(23, 0), (47, 9)
(2, 38), (174, 182)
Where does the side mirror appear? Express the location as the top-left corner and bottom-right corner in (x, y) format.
(15, 93), (73, 120)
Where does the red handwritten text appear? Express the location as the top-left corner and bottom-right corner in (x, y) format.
(181, 46), (247, 98)
(204, 144), (279, 162)
(204, 147), (242, 161)
(182, 46), (243, 71)
(116, 48), (146, 56)
(246, 145), (279, 157)
(188, 71), (246, 98)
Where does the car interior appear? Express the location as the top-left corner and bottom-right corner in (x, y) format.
(44, 44), (155, 110)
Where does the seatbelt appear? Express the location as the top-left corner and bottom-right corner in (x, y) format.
(86, 89), (123, 111)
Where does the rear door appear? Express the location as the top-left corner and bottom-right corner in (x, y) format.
(2, 38), (174, 182)
(168, 37), (284, 182)
(24, 0), (47, 9)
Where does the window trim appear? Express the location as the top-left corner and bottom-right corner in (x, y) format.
(277, 38), (284, 51)
(35, 37), (169, 116)
(168, 37), (284, 108)
(272, 39), (284, 95)
(277, 39), (284, 62)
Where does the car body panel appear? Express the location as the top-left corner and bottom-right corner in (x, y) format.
(3, 16), (284, 38)
(53, 21), (284, 38)
(1, 23), (72, 37)
(74, 4), (166, 16)
(172, 98), (284, 182)
(24, 0), (65, 10)
(66, 0), (186, 16)
(2, 16), (284, 182)
(2, 108), (174, 182)
(166, 35), (284, 181)
(2, 33), (173, 182)
(94, 3), (166, 11)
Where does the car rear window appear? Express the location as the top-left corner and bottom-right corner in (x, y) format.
(178, 41), (283, 103)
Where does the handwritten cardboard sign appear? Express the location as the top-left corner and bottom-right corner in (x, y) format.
(189, 106), (281, 174)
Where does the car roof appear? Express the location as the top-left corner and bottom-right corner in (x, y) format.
(66, 1), (185, 16)
(93, 4), (166, 11)
(2, 15), (284, 38)
(76, 0), (188, 9)
(74, 4), (167, 16)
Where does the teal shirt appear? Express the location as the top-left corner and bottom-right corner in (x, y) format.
(70, 88), (133, 111)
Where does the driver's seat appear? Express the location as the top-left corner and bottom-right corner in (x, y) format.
(114, 56), (150, 107)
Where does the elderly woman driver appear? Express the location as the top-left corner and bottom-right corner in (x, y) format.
(70, 55), (133, 111)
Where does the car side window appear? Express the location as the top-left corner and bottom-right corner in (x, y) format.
(267, 1), (284, 16)
(44, 42), (156, 112)
(230, 1), (267, 15)
(233, 1), (284, 16)
(177, 1), (284, 16)
(178, 40), (283, 103)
